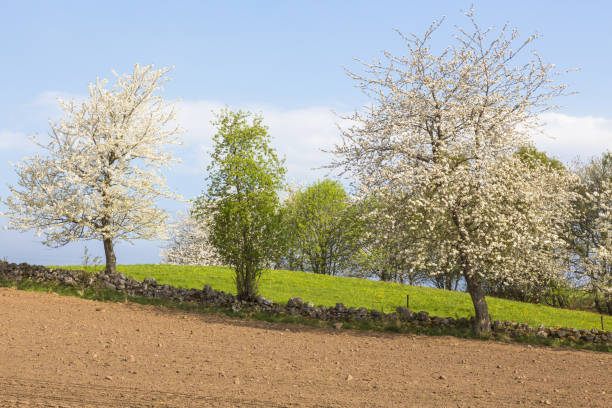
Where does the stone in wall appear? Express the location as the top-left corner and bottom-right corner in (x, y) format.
(0, 260), (610, 346)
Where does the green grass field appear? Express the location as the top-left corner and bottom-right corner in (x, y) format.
(56, 264), (611, 332)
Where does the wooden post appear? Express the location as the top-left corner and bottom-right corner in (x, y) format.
(406, 294), (410, 309)
(602, 315), (605, 331)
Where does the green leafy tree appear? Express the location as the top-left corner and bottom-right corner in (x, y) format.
(283, 179), (363, 275)
(194, 109), (286, 300)
(515, 145), (566, 172)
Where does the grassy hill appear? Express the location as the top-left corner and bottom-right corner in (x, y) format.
(57, 264), (611, 331)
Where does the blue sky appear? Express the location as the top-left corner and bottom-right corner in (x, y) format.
(1, 0), (611, 265)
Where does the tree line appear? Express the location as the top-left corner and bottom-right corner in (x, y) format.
(3, 9), (611, 335)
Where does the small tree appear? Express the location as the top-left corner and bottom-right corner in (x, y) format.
(160, 209), (222, 266)
(331, 10), (573, 334)
(2, 64), (182, 273)
(195, 109), (285, 301)
(283, 179), (363, 275)
(81, 246), (102, 272)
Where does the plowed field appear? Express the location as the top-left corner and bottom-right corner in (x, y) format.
(0, 288), (610, 407)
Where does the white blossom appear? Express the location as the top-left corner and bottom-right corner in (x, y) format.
(581, 179), (612, 302)
(160, 210), (222, 266)
(331, 9), (574, 333)
(1, 64), (183, 272)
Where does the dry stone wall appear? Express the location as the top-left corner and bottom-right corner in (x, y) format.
(1, 261), (610, 346)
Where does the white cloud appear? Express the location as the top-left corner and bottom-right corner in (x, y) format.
(176, 103), (612, 183)
(534, 113), (612, 164)
(24, 90), (88, 127)
(176, 100), (350, 184)
(4, 94), (349, 183)
(30, 90), (86, 108)
(0, 130), (31, 150)
(11, 92), (612, 183)
(0, 91), (88, 151)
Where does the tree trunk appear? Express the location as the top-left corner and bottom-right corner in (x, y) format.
(594, 291), (603, 314)
(237, 262), (258, 301)
(445, 275), (452, 290)
(103, 237), (117, 274)
(452, 209), (491, 335)
(465, 272), (491, 335)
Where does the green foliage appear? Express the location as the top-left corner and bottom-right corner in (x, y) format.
(81, 246), (102, 273)
(74, 246), (102, 295)
(282, 179), (363, 275)
(57, 264), (612, 331)
(515, 145), (566, 171)
(194, 109), (286, 301)
(483, 276), (578, 308)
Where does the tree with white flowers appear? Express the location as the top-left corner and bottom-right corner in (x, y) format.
(570, 153), (612, 314)
(160, 210), (222, 266)
(2, 64), (182, 273)
(331, 9), (575, 334)
(583, 181), (612, 313)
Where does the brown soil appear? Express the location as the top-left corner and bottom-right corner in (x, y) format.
(0, 288), (610, 407)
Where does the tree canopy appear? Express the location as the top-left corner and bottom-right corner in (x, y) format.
(2, 64), (182, 273)
(331, 9), (573, 334)
(194, 109), (286, 301)
(160, 209), (222, 266)
(282, 179), (363, 275)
